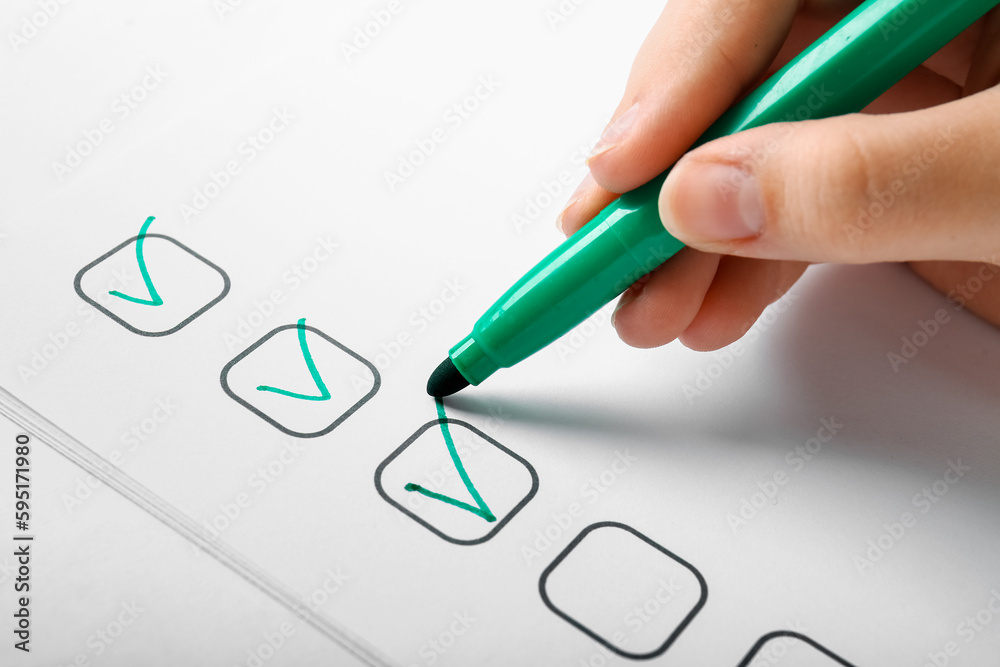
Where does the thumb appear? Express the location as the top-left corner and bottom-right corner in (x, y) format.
(657, 87), (1000, 264)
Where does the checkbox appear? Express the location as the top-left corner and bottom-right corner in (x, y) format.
(375, 416), (538, 545)
(74, 218), (230, 336)
(736, 632), (856, 667)
(220, 320), (380, 438)
(539, 522), (708, 660)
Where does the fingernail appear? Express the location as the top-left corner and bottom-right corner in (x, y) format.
(611, 290), (636, 328)
(556, 172), (595, 234)
(662, 161), (765, 241)
(611, 276), (649, 327)
(589, 103), (641, 162)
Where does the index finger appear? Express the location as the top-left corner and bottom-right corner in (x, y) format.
(585, 0), (806, 195)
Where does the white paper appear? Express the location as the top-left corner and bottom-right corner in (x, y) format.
(3, 1), (1000, 665)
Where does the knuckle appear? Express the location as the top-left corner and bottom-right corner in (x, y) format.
(766, 120), (879, 261)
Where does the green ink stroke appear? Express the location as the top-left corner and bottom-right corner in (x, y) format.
(255, 318), (332, 401)
(404, 398), (496, 522)
(108, 216), (164, 306)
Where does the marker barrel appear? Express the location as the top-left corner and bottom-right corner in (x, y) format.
(452, 176), (682, 385)
(451, 0), (999, 387)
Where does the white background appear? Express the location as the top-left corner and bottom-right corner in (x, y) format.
(2, 1), (1000, 666)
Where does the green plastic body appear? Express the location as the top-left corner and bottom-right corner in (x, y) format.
(452, 0), (998, 386)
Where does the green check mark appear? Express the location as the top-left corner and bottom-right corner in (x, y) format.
(404, 398), (496, 523)
(108, 216), (164, 306)
(256, 318), (332, 402)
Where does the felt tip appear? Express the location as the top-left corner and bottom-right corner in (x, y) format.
(427, 357), (470, 397)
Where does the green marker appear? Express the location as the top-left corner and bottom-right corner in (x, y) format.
(427, 0), (998, 397)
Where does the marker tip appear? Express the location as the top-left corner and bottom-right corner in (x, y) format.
(426, 357), (470, 397)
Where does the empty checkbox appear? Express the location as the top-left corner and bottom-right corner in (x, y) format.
(539, 521), (707, 660)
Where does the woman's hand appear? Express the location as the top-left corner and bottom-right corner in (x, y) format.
(558, 0), (1000, 350)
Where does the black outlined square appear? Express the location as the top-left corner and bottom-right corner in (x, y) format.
(74, 233), (230, 336)
(374, 418), (538, 545)
(539, 521), (708, 660)
(220, 323), (379, 438)
(735, 631), (857, 667)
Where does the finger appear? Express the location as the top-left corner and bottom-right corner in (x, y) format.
(556, 11), (938, 238)
(611, 248), (719, 349)
(557, 9), (856, 238)
(908, 260), (1000, 329)
(923, 21), (983, 87)
(800, 0), (860, 16)
(585, 0), (802, 195)
(863, 65), (961, 114)
(678, 257), (809, 351)
(558, 0), (804, 236)
(770, 6), (982, 87)
(555, 172), (618, 236)
(657, 87), (1000, 264)
(756, 13), (969, 110)
(560, 5), (979, 238)
(764, 15), (966, 113)
(965, 7), (1000, 95)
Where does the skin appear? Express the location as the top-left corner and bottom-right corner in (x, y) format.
(558, 0), (1000, 351)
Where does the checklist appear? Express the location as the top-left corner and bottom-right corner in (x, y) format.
(5, 19), (1000, 664)
(74, 216), (230, 336)
(220, 319), (379, 438)
(375, 405), (538, 545)
(539, 522), (707, 659)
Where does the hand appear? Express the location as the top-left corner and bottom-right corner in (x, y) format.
(558, 0), (1000, 351)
